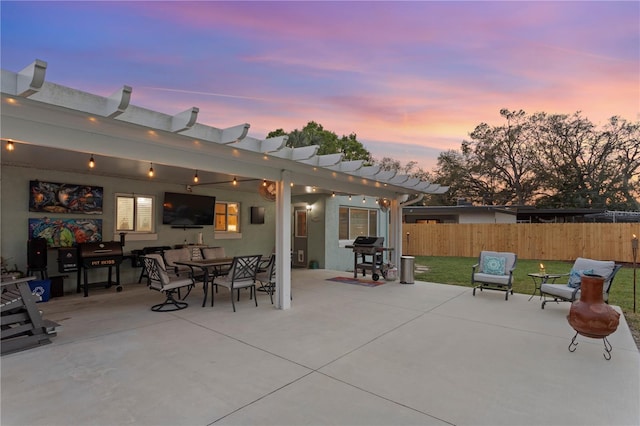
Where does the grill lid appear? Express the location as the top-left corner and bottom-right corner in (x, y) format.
(79, 242), (123, 258)
(352, 236), (384, 247)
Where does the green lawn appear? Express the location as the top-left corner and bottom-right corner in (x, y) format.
(413, 256), (639, 331)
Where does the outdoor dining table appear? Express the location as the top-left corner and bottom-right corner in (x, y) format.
(175, 258), (233, 307)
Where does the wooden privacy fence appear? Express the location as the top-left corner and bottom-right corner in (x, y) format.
(402, 223), (640, 263)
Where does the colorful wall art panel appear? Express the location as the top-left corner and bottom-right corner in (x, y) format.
(29, 180), (103, 214)
(29, 218), (103, 248)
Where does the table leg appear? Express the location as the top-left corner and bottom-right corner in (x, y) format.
(201, 269), (209, 308)
(528, 276), (539, 301)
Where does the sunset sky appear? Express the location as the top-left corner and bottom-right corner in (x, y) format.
(2, 1), (638, 170)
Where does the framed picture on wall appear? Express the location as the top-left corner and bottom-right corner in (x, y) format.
(28, 217), (103, 248)
(29, 180), (103, 214)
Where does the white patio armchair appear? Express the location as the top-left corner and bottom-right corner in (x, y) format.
(540, 257), (622, 309)
(471, 251), (517, 300)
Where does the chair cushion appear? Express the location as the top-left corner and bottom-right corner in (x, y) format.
(567, 268), (594, 288)
(541, 283), (579, 300)
(474, 272), (510, 285)
(572, 258), (615, 281)
(483, 255), (506, 275)
(214, 275), (254, 289)
(163, 248), (191, 265)
(202, 247), (226, 259)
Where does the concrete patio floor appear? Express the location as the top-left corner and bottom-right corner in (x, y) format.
(2, 269), (639, 426)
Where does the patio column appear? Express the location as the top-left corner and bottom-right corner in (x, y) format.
(275, 170), (292, 309)
(389, 197), (403, 267)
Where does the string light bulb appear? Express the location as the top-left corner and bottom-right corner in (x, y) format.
(148, 163), (154, 177)
(232, 177), (237, 186)
(362, 196), (366, 203)
(193, 170), (199, 183)
(348, 195), (352, 201)
(89, 155), (95, 169)
(6, 140), (15, 151)
(263, 179), (267, 187)
(332, 192), (336, 197)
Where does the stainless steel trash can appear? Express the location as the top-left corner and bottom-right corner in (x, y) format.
(400, 256), (415, 284)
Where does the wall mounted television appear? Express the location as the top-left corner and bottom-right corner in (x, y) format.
(162, 192), (216, 227)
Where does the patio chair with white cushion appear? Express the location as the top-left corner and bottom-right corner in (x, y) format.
(540, 257), (622, 309)
(212, 255), (261, 312)
(142, 254), (197, 312)
(162, 248), (192, 277)
(202, 247), (230, 275)
(471, 251), (517, 300)
(256, 254), (276, 304)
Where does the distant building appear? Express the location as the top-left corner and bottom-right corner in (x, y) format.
(402, 205), (623, 224)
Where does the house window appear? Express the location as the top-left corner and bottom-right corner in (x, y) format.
(115, 194), (154, 233)
(215, 202), (240, 232)
(339, 207), (378, 240)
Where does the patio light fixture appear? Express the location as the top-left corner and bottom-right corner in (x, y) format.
(148, 163), (154, 177)
(6, 140), (14, 151)
(193, 170), (199, 183)
(88, 155), (95, 169)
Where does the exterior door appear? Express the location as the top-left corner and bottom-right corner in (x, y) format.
(292, 208), (308, 268)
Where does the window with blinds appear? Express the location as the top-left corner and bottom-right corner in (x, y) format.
(339, 207), (378, 240)
(115, 194), (155, 233)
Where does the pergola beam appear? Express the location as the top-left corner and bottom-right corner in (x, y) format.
(105, 86), (132, 118)
(17, 59), (47, 97)
(171, 107), (199, 133)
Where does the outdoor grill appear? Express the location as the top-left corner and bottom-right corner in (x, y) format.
(78, 242), (124, 297)
(346, 236), (390, 281)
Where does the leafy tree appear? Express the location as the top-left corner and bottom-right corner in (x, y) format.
(267, 121), (371, 162)
(531, 112), (638, 209)
(466, 109), (542, 205)
(433, 109), (640, 209)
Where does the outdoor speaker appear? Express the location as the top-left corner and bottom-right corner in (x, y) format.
(251, 206), (265, 224)
(27, 238), (48, 268)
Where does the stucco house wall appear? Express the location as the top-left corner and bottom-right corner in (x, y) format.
(324, 195), (391, 272)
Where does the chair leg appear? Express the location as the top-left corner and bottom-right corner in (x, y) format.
(151, 290), (188, 312)
(179, 285), (193, 301)
(231, 288), (236, 312)
(253, 285), (258, 307)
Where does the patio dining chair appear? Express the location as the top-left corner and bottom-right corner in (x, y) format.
(471, 251), (517, 300)
(540, 258), (621, 309)
(212, 254), (261, 311)
(256, 254), (276, 304)
(162, 248), (192, 277)
(142, 254), (197, 312)
(202, 247), (230, 277)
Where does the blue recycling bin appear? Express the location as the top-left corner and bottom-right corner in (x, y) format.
(28, 279), (51, 303)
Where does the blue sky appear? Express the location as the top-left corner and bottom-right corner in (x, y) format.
(2, 1), (638, 170)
